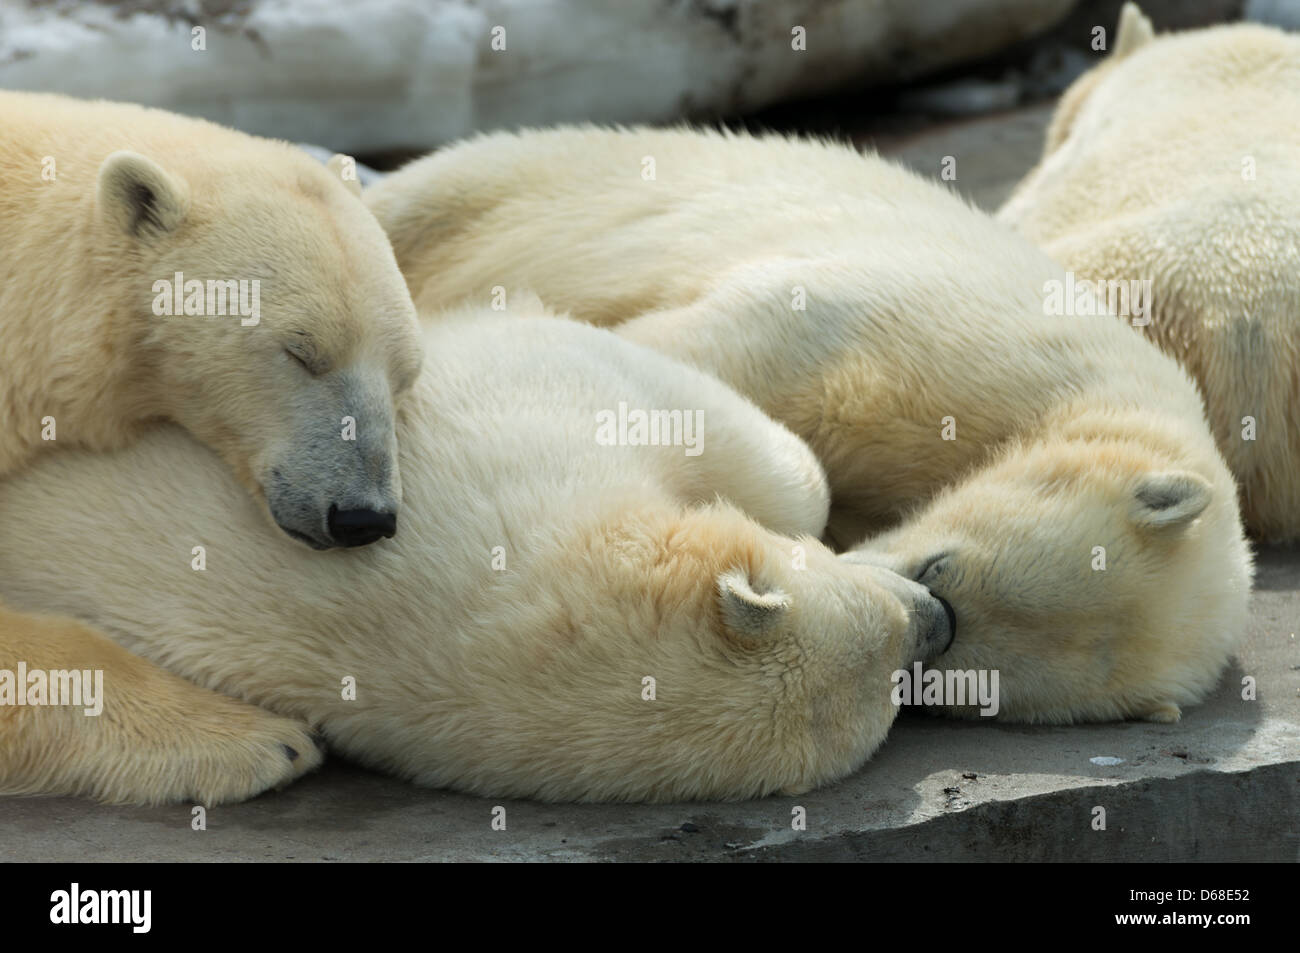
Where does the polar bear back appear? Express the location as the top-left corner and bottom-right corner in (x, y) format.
(1001, 24), (1300, 239)
(371, 127), (1212, 459)
(997, 21), (1300, 539)
(0, 310), (824, 663)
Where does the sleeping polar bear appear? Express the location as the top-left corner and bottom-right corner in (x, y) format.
(363, 125), (1254, 725)
(0, 308), (955, 804)
(998, 4), (1300, 541)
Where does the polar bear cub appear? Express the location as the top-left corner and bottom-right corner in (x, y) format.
(364, 124), (1253, 725)
(0, 91), (422, 544)
(0, 91), (423, 805)
(0, 309), (954, 803)
(998, 4), (1300, 541)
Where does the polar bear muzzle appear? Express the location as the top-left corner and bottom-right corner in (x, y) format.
(935, 595), (957, 651)
(258, 366), (403, 550)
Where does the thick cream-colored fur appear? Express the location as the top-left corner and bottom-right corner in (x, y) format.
(0, 92), (422, 803)
(1, 92), (421, 498)
(364, 125), (1253, 725)
(998, 5), (1300, 541)
(0, 311), (955, 803)
(0, 605), (324, 805)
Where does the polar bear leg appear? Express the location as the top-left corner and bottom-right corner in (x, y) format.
(0, 603), (323, 805)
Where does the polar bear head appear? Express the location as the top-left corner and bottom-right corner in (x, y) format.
(842, 439), (1252, 726)
(95, 147), (422, 549)
(516, 504), (954, 801)
(708, 526), (956, 793)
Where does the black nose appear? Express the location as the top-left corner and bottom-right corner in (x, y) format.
(327, 505), (397, 547)
(935, 595), (957, 652)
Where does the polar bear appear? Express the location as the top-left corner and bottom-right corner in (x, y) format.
(2, 92), (423, 542)
(364, 125), (1253, 724)
(0, 92), (422, 804)
(0, 308), (955, 804)
(998, 4), (1300, 542)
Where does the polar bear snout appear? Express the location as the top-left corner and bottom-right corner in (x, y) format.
(257, 367), (405, 550)
(264, 451), (401, 551)
(265, 477), (401, 550)
(838, 551), (955, 664)
(933, 595), (956, 652)
(327, 505), (397, 547)
(916, 591), (956, 660)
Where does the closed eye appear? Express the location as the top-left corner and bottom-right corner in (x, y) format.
(284, 346), (318, 375)
(915, 554), (950, 585)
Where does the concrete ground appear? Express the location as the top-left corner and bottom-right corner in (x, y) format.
(3, 106), (1297, 863)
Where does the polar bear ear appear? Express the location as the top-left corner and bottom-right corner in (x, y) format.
(97, 151), (190, 238)
(718, 570), (790, 638)
(1114, 2), (1155, 58)
(1130, 471), (1212, 531)
(326, 153), (363, 198)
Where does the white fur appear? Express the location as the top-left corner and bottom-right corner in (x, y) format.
(0, 310), (956, 803)
(998, 7), (1300, 541)
(366, 124), (1254, 724)
(0, 91), (426, 806)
